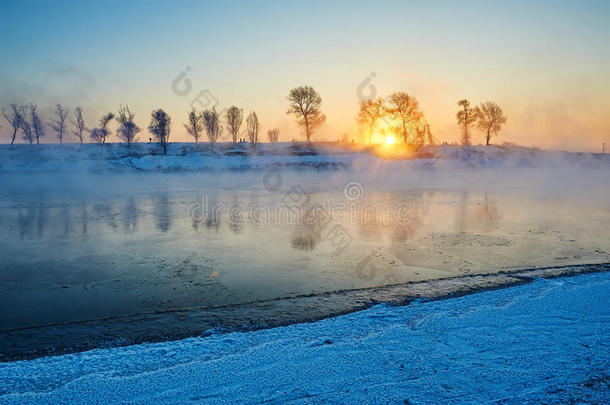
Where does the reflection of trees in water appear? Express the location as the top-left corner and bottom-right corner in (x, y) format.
(60, 205), (71, 236)
(390, 194), (428, 244)
(14, 202), (53, 240)
(455, 191), (470, 233)
(356, 204), (389, 240)
(356, 191), (432, 243)
(227, 197), (244, 234)
(474, 193), (502, 229)
(188, 196), (224, 232)
(291, 225), (319, 251)
(205, 199), (221, 232)
(122, 197), (138, 231)
(17, 207), (36, 240)
(81, 202), (88, 235)
(152, 194), (171, 233)
(455, 191), (502, 232)
(16, 203), (49, 240)
(93, 202), (119, 229)
(37, 204), (47, 237)
(391, 222), (419, 243)
(13, 204), (75, 239)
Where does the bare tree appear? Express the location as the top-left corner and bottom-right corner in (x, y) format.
(246, 111), (260, 150)
(267, 128), (280, 144)
(116, 105), (141, 154)
(456, 99), (477, 146)
(184, 109), (204, 145)
(475, 101), (507, 145)
(226, 106), (243, 144)
(357, 98), (384, 144)
(28, 103), (45, 144)
(423, 118), (434, 145)
(21, 117), (34, 144)
(90, 112), (115, 144)
(286, 86), (326, 142)
(149, 109), (171, 155)
(50, 104), (69, 144)
(386, 92), (421, 145)
(413, 116), (434, 147)
(2, 104), (25, 146)
(202, 107), (222, 146)
(71, 107), (87, 145)
(90, 128), (104, 146)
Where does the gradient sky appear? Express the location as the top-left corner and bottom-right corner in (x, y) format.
(1, 0), (608, 150)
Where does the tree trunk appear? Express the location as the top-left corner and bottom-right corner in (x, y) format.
(486, 128), (491, 146)
(462, 125), (470, 146)
(11, 129), (16, 145)
(304, 116), (310, 143)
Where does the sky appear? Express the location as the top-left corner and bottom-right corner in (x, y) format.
(1, 0), (608, 151)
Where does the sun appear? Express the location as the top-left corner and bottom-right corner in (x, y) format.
(385, 135), (396, 145)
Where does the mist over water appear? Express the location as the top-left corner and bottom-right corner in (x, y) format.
(1, 162), (608, 335)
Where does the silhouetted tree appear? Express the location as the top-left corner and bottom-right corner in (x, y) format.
(226, 106), (243, 144)
(89, 128), (105, 146)
(423, 118), (434, 145)
(246, 111), (260, 150)
(116, 105), (141, 153)
(50, 104), (69, 144)
(357, 98), (384, 144)
(286, 86), (325, 142)
(2, 104), (25, 146)
(184, 109), (204, 145)
(202, 107), (222, 146)
(475, 101), (507, 145)
(456, 99), (477, 146)
(28, 103), (45, 144)
(149, 109), (171, 155)
(386, 92), (421, 144)
(71, 107), (87, 145)
(90, 128), (102, 145)
(90, 112), (115, 144)
(267, 128), (279, 144)
(413, 117), (434, 147)
(21, 116), (34, 144)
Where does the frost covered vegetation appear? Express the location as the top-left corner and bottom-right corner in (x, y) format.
(0, 141), (607, 174)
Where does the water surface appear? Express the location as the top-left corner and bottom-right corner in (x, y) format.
(1, 166), (608, 358)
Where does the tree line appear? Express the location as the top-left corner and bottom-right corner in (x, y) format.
(357, 92), (433, 146)
(2, 85), (506, 152)
(456, 99), (507, 146)
(357, 94), (506, 147)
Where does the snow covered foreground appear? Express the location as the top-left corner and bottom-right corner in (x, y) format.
(1, 273), (608, 404)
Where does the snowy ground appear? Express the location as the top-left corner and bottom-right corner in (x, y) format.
(1, 271), (608, 404)
(1, 142), (608, 172)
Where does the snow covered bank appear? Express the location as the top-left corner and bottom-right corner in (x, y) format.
(1, 271), (608, 403)
(0, 142), (608, 172)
